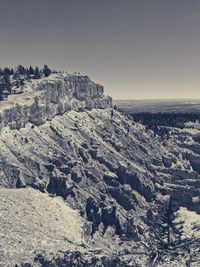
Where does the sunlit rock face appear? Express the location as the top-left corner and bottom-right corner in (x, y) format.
(0, 74), (157, 266)
(0, 74), (112, 131)
(1, 73), (200, 266)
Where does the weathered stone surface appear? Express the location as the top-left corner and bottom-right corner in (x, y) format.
(162, 156), (173, 168)
(103, 171), (119, 186)
(0, 74), (112, 132)
(187, 153), (200, 173)
(2, 75), (200, 266)
(47, 175), (74, 199)
(108, 185), (146, 212)
(125, 167), (155, 201)
(71, 165), (83, 183)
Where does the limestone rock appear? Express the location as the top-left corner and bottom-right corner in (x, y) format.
(0, 74), (112, 132)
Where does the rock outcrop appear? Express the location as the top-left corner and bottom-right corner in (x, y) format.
(1, 73), (200, 266)
(0, 74), (112, 131)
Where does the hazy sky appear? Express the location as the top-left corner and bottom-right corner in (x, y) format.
(0, 0), (200, 99)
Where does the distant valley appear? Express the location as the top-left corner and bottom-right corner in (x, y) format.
(114, 99), (200, 113)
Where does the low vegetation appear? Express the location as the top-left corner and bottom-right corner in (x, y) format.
(130, 112), (200, 138)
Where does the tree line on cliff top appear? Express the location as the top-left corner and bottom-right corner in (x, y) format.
(0, 65), (52, 101)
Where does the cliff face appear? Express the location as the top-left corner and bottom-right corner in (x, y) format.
(0, 74), (112, 131)
(0, 109), (159, 266)
(0, 74), (157, 266)
(1, 74), (200, 266)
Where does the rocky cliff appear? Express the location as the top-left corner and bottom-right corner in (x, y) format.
(1, 74), (200, 266)
(0, 74), (112, 131)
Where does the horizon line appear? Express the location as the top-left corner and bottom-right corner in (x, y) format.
(113, 98), (200, 101)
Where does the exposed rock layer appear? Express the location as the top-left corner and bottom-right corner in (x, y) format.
(0, 74), (112, 131)
(1, 75), (200, 266)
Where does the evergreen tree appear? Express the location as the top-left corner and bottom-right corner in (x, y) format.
(0, 83), (3, 101)
(10, 68), (14, 75)
(3, 67), (11, 76)
(150, 196), (183, 248)
(43, 64), (52, 77)
(17, 65), (25, 76)
(3, 74), (11, 94)
(28, 66), (35, 75)
(34, 66), (41, 79)
(13, 67), (19, 79)
(26, 70), (31, 80)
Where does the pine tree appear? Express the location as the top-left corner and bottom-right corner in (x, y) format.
(28, 66), (35, 75)
(34, 66), (41, 79)
(3, 74), (11, 94)
(10, 68), (14, 75)
(26, 71), (31, 80)
(43, 65), (52, 77)
(17, 65), (25, 76)
(3, 67), (11, 76)
(151, 196), (183, 248)
(0, 83), (3, 101)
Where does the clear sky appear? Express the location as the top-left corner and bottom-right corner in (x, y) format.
(0, 0), (200, 99)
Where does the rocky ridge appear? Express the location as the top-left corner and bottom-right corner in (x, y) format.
(1, 73), (200, 266)
(0, 73), (112, 131)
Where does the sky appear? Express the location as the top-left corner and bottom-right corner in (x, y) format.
(0, 0), (200, 99)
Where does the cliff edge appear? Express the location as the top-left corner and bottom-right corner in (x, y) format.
(1, 73), (200, 266)
(0, 73), (112, 131)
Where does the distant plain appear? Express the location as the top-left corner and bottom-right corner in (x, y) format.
(114, 99), (200, 113)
